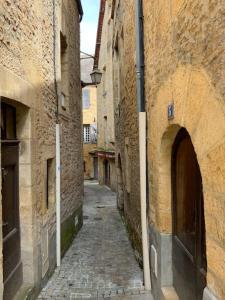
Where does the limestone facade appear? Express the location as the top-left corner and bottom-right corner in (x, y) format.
(109, 0), (225, 300)
(82, 85), (98, 179)
(0, 0), (83, 299)
(96, 0), (117, 191)
(111, 0), (143, 259)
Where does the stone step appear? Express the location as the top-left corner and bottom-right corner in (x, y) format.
(161, 287), (179, 300)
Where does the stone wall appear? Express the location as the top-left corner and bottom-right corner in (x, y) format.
(112, 0), (142, 258)
(83, 86), (97, 125)
(82, 86), (97, 179)
(97, 1), (115, 151)
(143, 1), (225, 299)
(0, 0), (82, 298)
(97, 1), (117, 192)
(59, 0), (83, 227)
(83, 144), (97, 179)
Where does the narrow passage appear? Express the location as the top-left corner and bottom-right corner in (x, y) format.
(38, 182), (153, 299)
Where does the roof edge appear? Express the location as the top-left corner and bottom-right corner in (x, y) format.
(94, 0), (106, 68)
(76, 0), (83, 21)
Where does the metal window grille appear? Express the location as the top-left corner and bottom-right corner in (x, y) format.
(83, 125), (90, 143)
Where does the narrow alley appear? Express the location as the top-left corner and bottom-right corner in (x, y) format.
(1, 1), (225, 299)
(38, 182), (153, 300)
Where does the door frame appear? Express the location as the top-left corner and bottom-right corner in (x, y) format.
(1, 98), (34, 295)
(1, 102), (23, 299)
(171, 128), (207, 300)
(1, 140), (23, 300)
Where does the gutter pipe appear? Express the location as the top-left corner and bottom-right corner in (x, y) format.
(135, 0), (151, 290)
(76, 0), (84, 22)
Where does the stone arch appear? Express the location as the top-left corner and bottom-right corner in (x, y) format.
(156, 124), (181, 233)
(103, 159), (110, 186)
(148, 64), (225, 298)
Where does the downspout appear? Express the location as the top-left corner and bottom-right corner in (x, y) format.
(135, 0), (151, 290)
(76, 0), (84, 22)
(53, 0), (61, 267)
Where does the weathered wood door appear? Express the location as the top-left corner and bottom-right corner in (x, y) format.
(172, 128), (207, 300)
(1, 103), (22, 299)
(104, 160), (110, 187)
(93, 157), (98, 180)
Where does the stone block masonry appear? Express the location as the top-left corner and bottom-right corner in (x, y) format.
(0, 0), (83, 299)
(143, 0), (225, 299)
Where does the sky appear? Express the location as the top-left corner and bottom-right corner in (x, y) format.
(80, 0), (100, 55)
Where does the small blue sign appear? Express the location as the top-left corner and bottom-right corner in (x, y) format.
(168, 103), (174, 120)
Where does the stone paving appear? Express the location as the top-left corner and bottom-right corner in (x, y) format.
(38, 182), (153, 300)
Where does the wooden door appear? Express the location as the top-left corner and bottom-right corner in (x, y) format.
(104, 160), (110, 187)
(1, 103), (23, 299)
(172, 128), (207, 300)
(93, 157), (98, 180)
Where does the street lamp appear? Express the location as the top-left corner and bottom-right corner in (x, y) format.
(80, 51), (102, 86)
(90, 68), (102, 85)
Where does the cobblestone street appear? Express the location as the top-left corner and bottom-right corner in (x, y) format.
(38, 182), (153, 300)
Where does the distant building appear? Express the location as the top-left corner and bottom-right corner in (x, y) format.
(95, 0), (117, 191)
(82, 85), (98, 180)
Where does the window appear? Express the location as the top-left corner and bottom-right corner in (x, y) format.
(83, 125), (90, 143)
(61, 93), (66, 110)
(46, 158), (55, 210)
(82, 90), (90, 109)
(1, 102), (16, 140)
(60, 31), (68, 111)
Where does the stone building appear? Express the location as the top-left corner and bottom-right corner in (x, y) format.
(0, 0), (83, 299)
(95, 0), (116, 191)
(110, 1), (225, 300)
(82, 85), (98, 180)
(111, 0), (143, 261)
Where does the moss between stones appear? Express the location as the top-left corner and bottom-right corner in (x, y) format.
(119, 209), (143, 268)
(61, 205), (83, 257)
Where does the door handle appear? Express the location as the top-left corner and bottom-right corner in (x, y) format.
(2, 222), (8, 227)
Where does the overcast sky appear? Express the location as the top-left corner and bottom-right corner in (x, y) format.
(81, 0), (100, 55)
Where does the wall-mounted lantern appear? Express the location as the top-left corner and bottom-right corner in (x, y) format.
(80, 51), (102, 87)
(90, 68), (102, 86)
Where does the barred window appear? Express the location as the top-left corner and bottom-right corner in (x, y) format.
(83, 125), (90, 143)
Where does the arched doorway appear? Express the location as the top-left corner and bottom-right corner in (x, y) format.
(172, 128), (207, 300)
(104, 159), (110, 187)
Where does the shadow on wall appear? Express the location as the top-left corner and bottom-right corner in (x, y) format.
(0, 73), (83, 299)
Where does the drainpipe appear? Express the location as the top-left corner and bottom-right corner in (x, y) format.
(56, 124), (61, 267)
(76, 0), (84, 22)
(135, 0), (151, 290)
(53, 0), (61, 267)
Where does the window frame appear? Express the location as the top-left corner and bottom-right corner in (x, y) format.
(82, 89), (90, 109)
(83, 124), (90, 143)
